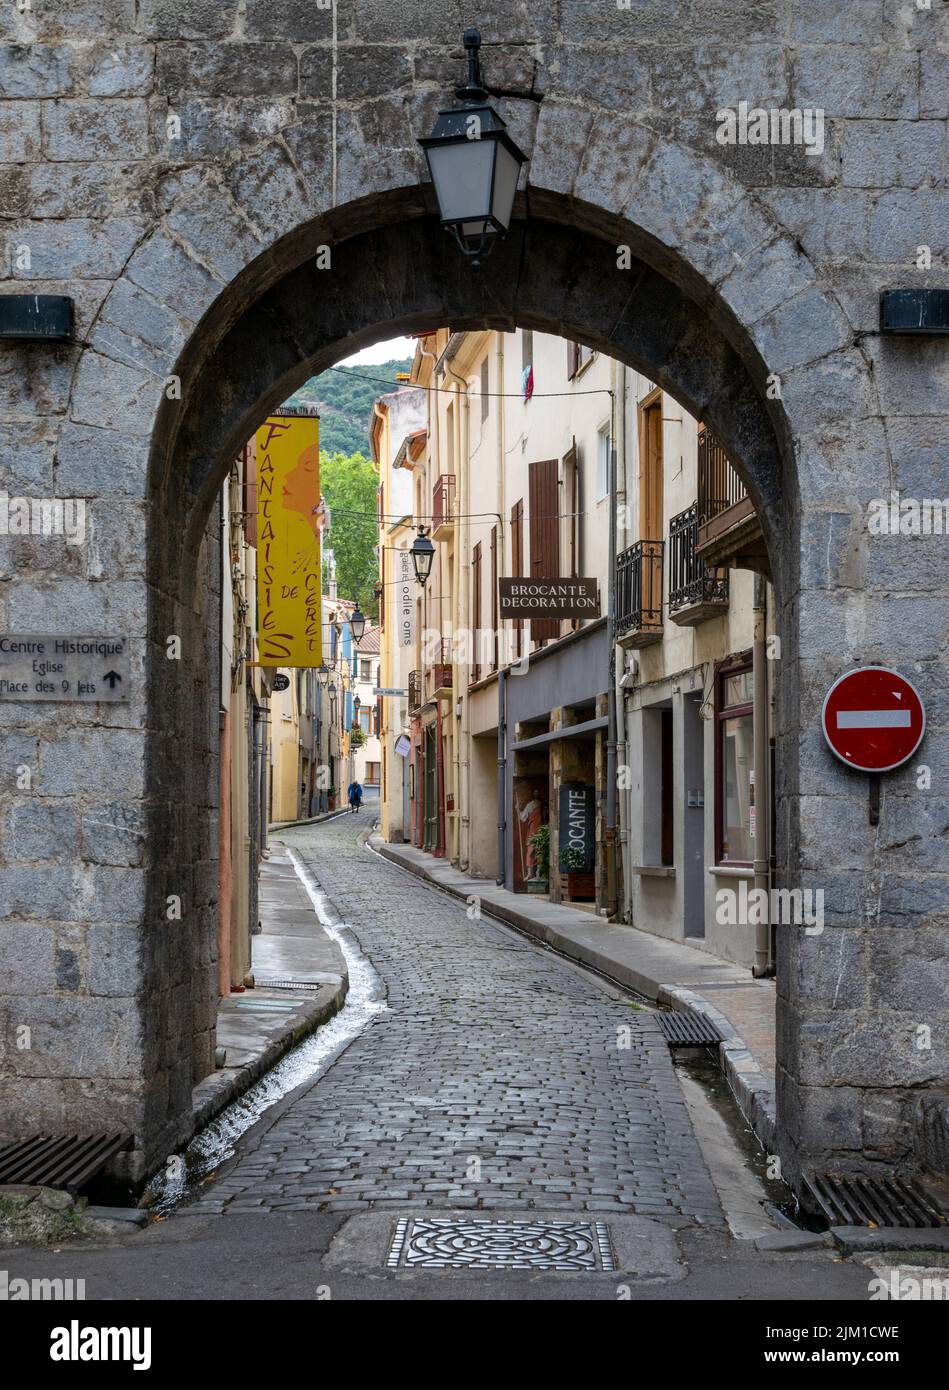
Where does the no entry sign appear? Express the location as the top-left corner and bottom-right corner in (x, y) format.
(821, 666), (925, 773)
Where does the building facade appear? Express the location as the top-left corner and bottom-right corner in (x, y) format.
(384, 328), (775, 968)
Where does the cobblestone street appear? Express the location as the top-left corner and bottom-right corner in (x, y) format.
(185, 811), (723, 1225)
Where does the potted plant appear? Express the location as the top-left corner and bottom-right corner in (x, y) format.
(526, 822), (549, 893)
(559, 844), (596, 902)
(327, 786), (337, 810)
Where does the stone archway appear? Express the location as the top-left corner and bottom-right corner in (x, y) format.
(4, 104), (944, 1187)
(132, 170), (818, 1183)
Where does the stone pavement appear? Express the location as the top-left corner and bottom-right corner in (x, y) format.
(191, 847), (347, 1132)
(181, 809), (724, 1226)
(375, 837), (777, 1150)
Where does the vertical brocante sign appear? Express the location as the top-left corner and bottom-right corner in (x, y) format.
(256, 415), (323, 667)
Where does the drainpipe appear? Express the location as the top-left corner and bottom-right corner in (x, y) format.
(612, 360), (629, 917)
(605, 386), (619, 918)
(752, 571), (773, 977)
(497, 665), (507, 885)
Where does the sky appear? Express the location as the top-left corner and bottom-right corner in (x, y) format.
(340, 336), (415, 365)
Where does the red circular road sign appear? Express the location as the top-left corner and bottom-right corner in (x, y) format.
(821, 666), (925, 774)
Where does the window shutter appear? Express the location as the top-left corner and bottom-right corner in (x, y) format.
(472, 541), (482, 681)
(567, 341), (580, 379)
(528, 458), (561, 643)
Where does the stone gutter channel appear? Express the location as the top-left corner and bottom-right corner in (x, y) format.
(139, 842), (388, 1216)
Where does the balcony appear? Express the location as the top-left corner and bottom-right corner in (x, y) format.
(427, 640), (453, 700)
(432, 474), (456, 541)
(408, 669), (423, 713)
(695, 425), (768, 574)
(616, 539), (663, 648)
(668, 503), (729, 626)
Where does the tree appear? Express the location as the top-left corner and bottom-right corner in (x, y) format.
(320, 449), (379, 617)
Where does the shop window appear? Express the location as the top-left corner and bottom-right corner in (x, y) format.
(716, 656), (754, 865)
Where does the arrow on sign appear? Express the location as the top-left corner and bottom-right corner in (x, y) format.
(103, 670), (122, 688)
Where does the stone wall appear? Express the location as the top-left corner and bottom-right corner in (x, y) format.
(0, 1), (946, 1180)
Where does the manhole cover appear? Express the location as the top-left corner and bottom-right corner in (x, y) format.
(387, 1217), (614, 1271)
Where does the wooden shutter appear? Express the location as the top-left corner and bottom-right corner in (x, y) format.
(511, 499), (523, 657)
(529, 458), (561, 643)
(472, 541), (482, 682)
(567, 341), (580, 379)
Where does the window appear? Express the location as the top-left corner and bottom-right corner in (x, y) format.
(639, 389), (663, 540)
(365, 761), (380, 786)
(480, 356), (489, 423)
(596, 424), (610, 502)
(660, 709), (674, 867)
(359, 707), (371, 733)
(716, 656), (755, 866)
(360, 659), (371, 681)
(567, 341), (593, 379)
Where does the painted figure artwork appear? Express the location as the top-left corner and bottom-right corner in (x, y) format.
(513, 777), (549, 891)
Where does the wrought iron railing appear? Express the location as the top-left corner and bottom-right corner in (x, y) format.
(429, 639), (453, 693)
(408, 670), (423, 712)
(432, 474), (456, 531)
(669, 503), (729, 611)
(616, 539), (663, 636)
(697, 425), (746, 527)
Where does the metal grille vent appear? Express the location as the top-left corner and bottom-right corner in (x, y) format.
(657, 1010), (723, 1047)
(803, 1172), (945, 1229)
(253, 979), (323, 991)
(0, 1133), (132, 1193)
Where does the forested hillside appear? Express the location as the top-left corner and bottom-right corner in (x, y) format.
(287, 358), (413, 455)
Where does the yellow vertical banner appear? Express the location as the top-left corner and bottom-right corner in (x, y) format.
(256, 414), (323, 667)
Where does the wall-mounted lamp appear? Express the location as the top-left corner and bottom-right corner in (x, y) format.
(418, 28), (527, 266)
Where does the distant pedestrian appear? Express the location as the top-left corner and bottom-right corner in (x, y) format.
(347, 781), (363, 813)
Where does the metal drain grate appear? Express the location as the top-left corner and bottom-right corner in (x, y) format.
(803, 1172), (945, 1229)
(657, 1010), (723, 1047)
(387, 1217), (615, 1271)
(253, 979), (323, 991)
(0, 1133), (132, 1193)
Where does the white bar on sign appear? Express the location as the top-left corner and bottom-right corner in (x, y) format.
(836, 709), (911, 729)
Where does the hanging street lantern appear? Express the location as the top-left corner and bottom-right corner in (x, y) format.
(410, 526), (435, 587)
(349, 603), (366, 646)
(418, 27), (527, 266)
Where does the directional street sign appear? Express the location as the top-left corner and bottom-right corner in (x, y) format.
(0, 633), (130, 703)
(374, 687), (407, 697)
(821, 666), (925, 773)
